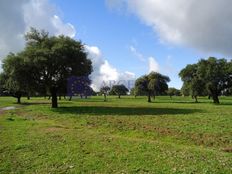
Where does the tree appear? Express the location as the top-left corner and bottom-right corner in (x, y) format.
(131, 86), (147, 97)
(109, 89), (116, 95)
(1, 28), (92, 108)
(1, 53), (35, 103)
(179, 57), (232, 104)
(179, 64), (206, 102)
(100, 86), (110, 101)
(129, 87), (137, 97)
(174, 89), (181, 96)
(198, 57), (232, 104)
(223, 87), (232, 96)
(190, 78), (206, 102)
(180, 82), (191, 96)
(167, 87), (180, 99)
(0, 73), (7, 96)
(135, 72), (170, 102)
(111, 84), (129, 98)
(135, 75), (149, 102)
(25, 28), (92, 108)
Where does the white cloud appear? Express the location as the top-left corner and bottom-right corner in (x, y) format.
(129, 46), (146, 62)
(107, 0), (232, 56)
(0, 1), (135, 91)
(122, 71), (136, 79)
(85, 45), (136, 91)
(0, 0), (76, 60)
(129, 44), (160, 74)
(23, 0), (76, 38)
(148, 57), (159, 73)
(51, 15), (76, 38)
(100, 60), (119, 81)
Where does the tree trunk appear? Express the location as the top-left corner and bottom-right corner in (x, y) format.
(13, 92), (22, 104)
(27, 94), (30, 100)
(212, 94), (220, 104)
(59, 96), (61, 100)
(104, 94), (106, 101)
(194, 96), (198, 103)
(147, 94), (151, 103)
(210, 89), (220, 104)
(17, 97), (21, 104)
(69, 96), (72, 101)
(51, 87), (58, 108)
(118, 95), (121, 99)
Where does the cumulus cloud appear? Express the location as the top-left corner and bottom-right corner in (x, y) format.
(85, 45), (120, 90)
(0, 0), (76, 59)
(23, 0), (76, 37)
(148, 57), (159, 73)
(107, 0), (232, 56)
(0, 0), (135, 90)
(85, 45), (136, 91)
(100, 60), (119, 81)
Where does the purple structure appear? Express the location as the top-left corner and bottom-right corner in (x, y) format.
(67, 76), (92, 98)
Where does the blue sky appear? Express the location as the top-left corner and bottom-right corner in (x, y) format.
(50, 0), (201, 88)
(1, 0), (231, 90)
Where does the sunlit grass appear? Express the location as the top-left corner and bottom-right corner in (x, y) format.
(0, 96), (231, 173)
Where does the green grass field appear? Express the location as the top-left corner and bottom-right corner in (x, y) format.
(0, 96), (231, 173)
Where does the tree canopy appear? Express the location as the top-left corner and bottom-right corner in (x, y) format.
(111, 84), (129, 98)
(1, 28), (92, 107)
(100, 86), (111, 101)
(179, 64), (207, 102)
(1, 53), (34, 103)
(135, 72), (170, 102)
(179, 57), (232, 103)
(166, 87), (181, 99)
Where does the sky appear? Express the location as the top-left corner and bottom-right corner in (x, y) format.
(1, 0), (232, 90)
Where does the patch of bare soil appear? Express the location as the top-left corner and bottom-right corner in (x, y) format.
(0, 106), (17, 115)
(44, 125), (70, 133)
(222, 147), (232, 153)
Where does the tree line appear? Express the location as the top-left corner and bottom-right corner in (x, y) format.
(0, 28), (231, 107)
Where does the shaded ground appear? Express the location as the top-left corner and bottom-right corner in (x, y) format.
(53, 106), (202, 116)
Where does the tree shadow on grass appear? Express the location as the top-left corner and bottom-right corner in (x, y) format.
(20, 101), (68, 106)
(215, 102), (232, 106)
(20, 102), (50, 105)
(52, 106), (202, 116)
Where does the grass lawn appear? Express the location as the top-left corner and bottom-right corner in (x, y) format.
(0, 96), (231, 173)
